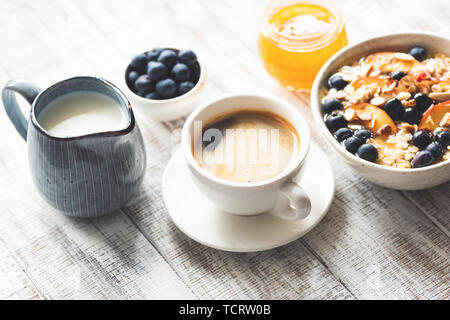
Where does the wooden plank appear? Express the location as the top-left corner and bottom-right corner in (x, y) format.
(0, 240), (43, 299)
(403, 184), (450, 236)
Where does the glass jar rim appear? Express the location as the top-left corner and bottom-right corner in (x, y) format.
(261, 0), (344, 52)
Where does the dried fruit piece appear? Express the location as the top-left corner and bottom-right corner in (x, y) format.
(364, 52), (428, 76)
(345, 103), (398, 135)
(418, 101), (450, 131)
(351, 77), (392, 90)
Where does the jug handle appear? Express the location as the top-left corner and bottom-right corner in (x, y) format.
(2, 80), (42, 141)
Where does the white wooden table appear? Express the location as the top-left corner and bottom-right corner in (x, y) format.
(0, 0), (448, 300)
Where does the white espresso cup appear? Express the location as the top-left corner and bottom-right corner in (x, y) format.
(181, 93), (311, 220)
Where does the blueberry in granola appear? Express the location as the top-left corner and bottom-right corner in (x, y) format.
(322, 98), (343, 114)
(435, 131), (450, 147)
(391, 71), (407, 81)
(325, 113), (347, 131)
(354, 129), (372, 142)
(335, 127), (353, 142)
(414, 93), (432, 113)
(411, 150), (434, 168)
(328, 74), (348, 90)
(402, 107), (421, 124)
(408, 47), (426, 62)
(425, 142), (444, 159)
(344, 136), (364, 154)
(357, 144), (378, 162)
(384, 98), (404, 121)
(412, 131), (432, 149)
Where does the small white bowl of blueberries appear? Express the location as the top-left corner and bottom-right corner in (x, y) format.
(125, 48), (205, 121)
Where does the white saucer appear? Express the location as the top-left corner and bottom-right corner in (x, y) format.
(162, 142), (335, 252)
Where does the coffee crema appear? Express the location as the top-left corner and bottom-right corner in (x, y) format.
(37, 91), (127, 137)
(193, 110), (300, 183)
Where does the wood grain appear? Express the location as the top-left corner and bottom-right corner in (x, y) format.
(0, 0), (448, 299)
(0, 133), (195, 299)
(0, 239), (42, 299)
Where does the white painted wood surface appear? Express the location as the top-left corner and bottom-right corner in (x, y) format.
(0, 0), (448, 299)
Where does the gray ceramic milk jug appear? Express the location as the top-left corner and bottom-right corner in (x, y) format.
(2, 76), (146, 217)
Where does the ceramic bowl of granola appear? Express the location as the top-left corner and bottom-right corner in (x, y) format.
(311, 32), (450, 190)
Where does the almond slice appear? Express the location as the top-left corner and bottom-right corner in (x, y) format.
(429, 92), (450, 101)
(370, 96), (386, 106)
(396, 91), (411, 101)
(440, 112), (450, 127)
(393, 53), (415, 61)
(356, 110), (373, 121)
(344, 108), (357, 121)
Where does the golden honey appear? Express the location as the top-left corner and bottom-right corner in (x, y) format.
(258, 0), (348, 91)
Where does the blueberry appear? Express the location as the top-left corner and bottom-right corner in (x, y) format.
(130, 53), (148, 73)
(155, 78), (177, 98)
(146, 48), (163, 61)
(126, 70), (140, 90)
(190, 62), (201, 83)
(147, 61), (167, 82)
(425, 142), (444, 159)
(408, 47), (426, 62)
(335, 127), (353, 142)
(178, 50), (197, 67)
(325, 113), (347, 131)
(171, 63), (191, 83)
(354, 129), (372, 142)
(344, 136), (364, 154)
(134, 75), (153, 94)
(144, 92), (161, 100)
(157, 49), (178, 68)
(357, 144), (378, 162)
(178, 81), (194, 96)
(411, 131), (431, 149)
(414, 93), (432, 113)
(322, 98), (343, 114)
(411, 150), (434, 168)
(384, 98), (404, 121)
(402, 107), (421, 124)
(328, 74), (348, 90)
(435, 130), (450, 147)
(391, 71), (407, 81)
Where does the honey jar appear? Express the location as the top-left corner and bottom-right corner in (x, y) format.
(258, 0), (348, 91)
